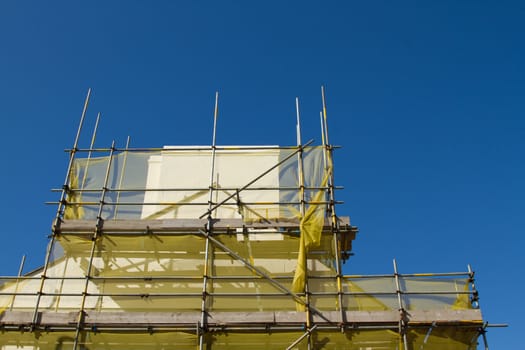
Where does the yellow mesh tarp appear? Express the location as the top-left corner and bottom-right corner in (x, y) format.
(64, 163), (84, 219)
(291, 167), (330, 304)
(0, 233), (473, 314)
(64, 147), (326, 221)
(0, 145), (483, 349)
(0, 328), (480, 349)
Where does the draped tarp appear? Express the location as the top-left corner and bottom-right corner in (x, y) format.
(291, 168), (330, 297)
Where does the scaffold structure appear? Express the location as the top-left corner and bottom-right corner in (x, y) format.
(0, 88), (490, 349)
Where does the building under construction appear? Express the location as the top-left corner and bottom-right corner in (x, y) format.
(1, 89), (487, 349)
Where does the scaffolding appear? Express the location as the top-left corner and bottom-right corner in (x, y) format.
(0, 89), (489, 349)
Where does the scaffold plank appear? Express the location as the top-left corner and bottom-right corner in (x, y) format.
(0, 309), (482, 328)
(58, 217), (352, 232)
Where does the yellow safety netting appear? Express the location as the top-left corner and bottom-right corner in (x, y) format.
(1, 233), (473, 314)
(0, 328), (481, 349)
(0, 146), (481, 349)
(0, 230), (478, 349)
(291, 166), (330, 303)
(64, 147), (325, 221)
(64, 163), (84, 220)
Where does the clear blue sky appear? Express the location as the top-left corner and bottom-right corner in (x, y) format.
(0, 1), (522, 347)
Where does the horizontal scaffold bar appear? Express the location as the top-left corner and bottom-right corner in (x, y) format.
(48, 200), (345, 206)
(64, 145), (343, 152)
(56, 217), (353, 233)
(52, 186), (345, 192)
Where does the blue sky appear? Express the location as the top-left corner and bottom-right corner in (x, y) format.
(0, 1), (523, 347)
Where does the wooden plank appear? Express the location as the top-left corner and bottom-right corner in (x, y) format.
(0, 308), (483, 328)
(59, 217), (352, 233)
(344, 311), (399, 323)
(208, 312), (276, 324)
(406, 309), (483, 323)
(86, 311), (200, 325)
(0, 311), (77, 325)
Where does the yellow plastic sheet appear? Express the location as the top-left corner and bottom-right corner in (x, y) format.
(0, 328), (480, 349)
(291, 168), (330, 295)
(64, 163), (84, 219)
(64, 147), (326, 221)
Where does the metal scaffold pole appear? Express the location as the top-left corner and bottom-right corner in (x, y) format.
(199, 91), (219, 350)
(393, 259), (409, 350)
(321, 85), (345, 327)
(80, 112), (100, 190)
(8, 255), (25, 311)
(31, 88), (91, 329)
(295, 97), (313, 350)
(114, 135), (131, 219)
(73, 140), (116, 350)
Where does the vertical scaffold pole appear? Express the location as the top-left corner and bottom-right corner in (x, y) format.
(467, 264), (479, 309)
(296, 97), (312, 349)
(9, 255), (25, 311)
(73, 140), (116, 350)
(59, 112), (100, 315)
(114, 136), (131, 219)
(481, 323), (489, 350)
(321, 85), (345, 327)
(467, 264), (487, 348)
(80, 112), (101, 190)
(199, 91), (219, 350)
(72, 110), (99, 315)
(393, 259), (409, 350)
(31, 88), (91, 328)
(320, 111), (327, 170)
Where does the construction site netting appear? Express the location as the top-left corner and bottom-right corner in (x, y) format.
(0, 145), (483, 349)
(0, 233), (474, 313)
(64, 146), (327, 221)
(0, 217), (479, 349)
(0, 328), (481, 350)
(0, 250), (480, 349)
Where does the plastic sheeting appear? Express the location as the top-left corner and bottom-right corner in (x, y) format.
(65, 146), (331, 296)
(0, 328), (480, 349)
(1, 234), (473, 314)
(65, 147), (325, 221)
(0, 231), (479, 349)
(0, 146), (482, 348)
(291, 167), (330, 295)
